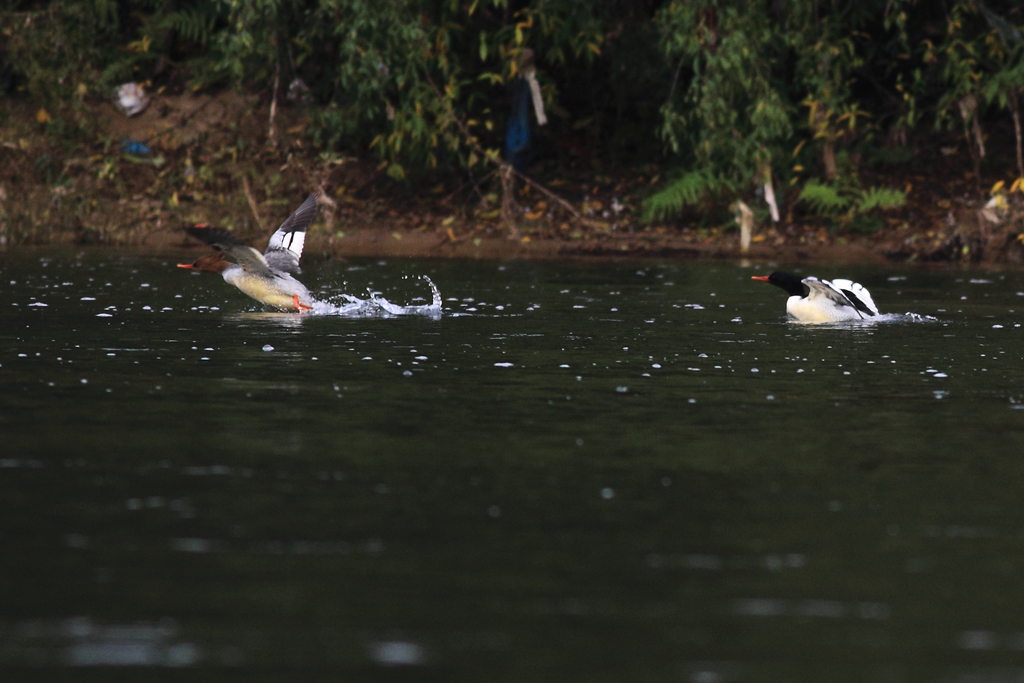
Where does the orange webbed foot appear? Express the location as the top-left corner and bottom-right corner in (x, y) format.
(293, 294), (314, 313)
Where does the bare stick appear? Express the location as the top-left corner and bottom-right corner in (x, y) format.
(509, 168), (583, 220)
(317, 187), (337, 235)
(665, 53), (687, 107)
(268, 61), (281, 147)
(441, 167), (499, 204)
(241, 176), (263, 231)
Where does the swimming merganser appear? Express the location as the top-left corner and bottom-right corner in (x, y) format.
(752, 271), (879, 322)
(178, 193), (318, 312)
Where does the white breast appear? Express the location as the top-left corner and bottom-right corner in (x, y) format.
(787, 295), (862, 322)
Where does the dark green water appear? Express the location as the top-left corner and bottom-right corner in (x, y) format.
(2, 251), (1024, 680)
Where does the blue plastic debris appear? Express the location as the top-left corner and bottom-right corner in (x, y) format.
(120, 139), (152, 156)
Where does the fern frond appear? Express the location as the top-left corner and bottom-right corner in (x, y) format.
(162, 7), (217, 45)
(642, 170), (724, 222)
(856, 186), (906, 212)
(798, 181), (850, 214)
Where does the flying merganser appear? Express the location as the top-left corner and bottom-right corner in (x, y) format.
(178, 193), (318, 312)
(752, 271), (879, 322)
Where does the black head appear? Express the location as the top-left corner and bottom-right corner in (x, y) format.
(751, 271), (806, 297)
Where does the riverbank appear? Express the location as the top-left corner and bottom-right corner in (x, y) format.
(3, 91), (1024, 266)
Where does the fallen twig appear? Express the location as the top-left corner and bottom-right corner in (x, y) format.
(241, 176), (263, 231)
(268, 61), (281, 147)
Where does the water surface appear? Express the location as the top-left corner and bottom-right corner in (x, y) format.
(2, 251), (1024, 680)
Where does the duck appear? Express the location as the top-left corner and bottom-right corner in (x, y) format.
(178, 193), (318, 312)
(751, 271), (879, 322)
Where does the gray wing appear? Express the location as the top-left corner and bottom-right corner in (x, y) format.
(184, 226), (275, 277)
(264, 193), (318, 274)
(803, 277), (864, 318)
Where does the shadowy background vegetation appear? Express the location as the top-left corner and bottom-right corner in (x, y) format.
(3, 0), (1024, 260)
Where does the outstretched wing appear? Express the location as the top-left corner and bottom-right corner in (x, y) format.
(184, 226), (275, 277)
(802, 277), (865, 318)
(264, 193), (318, 274)
(827, 278), (879, 316)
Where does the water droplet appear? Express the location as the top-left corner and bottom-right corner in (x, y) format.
(368, 641), (425, 666)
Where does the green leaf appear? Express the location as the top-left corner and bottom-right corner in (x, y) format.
(856, 187), (906, 212)
(798, 182), (850, 215)
(642, 170), (728, 222)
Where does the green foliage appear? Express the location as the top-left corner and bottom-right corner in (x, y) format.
(643, 170), (732, 222)
(798, 180), (905, 233)
(798, 182), (850, 215)
(162, 5), (218, 45)
(857, 186), (907, 212)
(3, 1), (119, 118)
(644, 0), (908, 220)
(654, 2), (791, 182)
(4, 0), (1024, 200)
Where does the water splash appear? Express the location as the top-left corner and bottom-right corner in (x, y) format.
(220, 276), (442, 323)
(310, 275), (442, 318)
(371, 275), (443, 318)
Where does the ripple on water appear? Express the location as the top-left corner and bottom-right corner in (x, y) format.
(6, 617), (202, 667)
